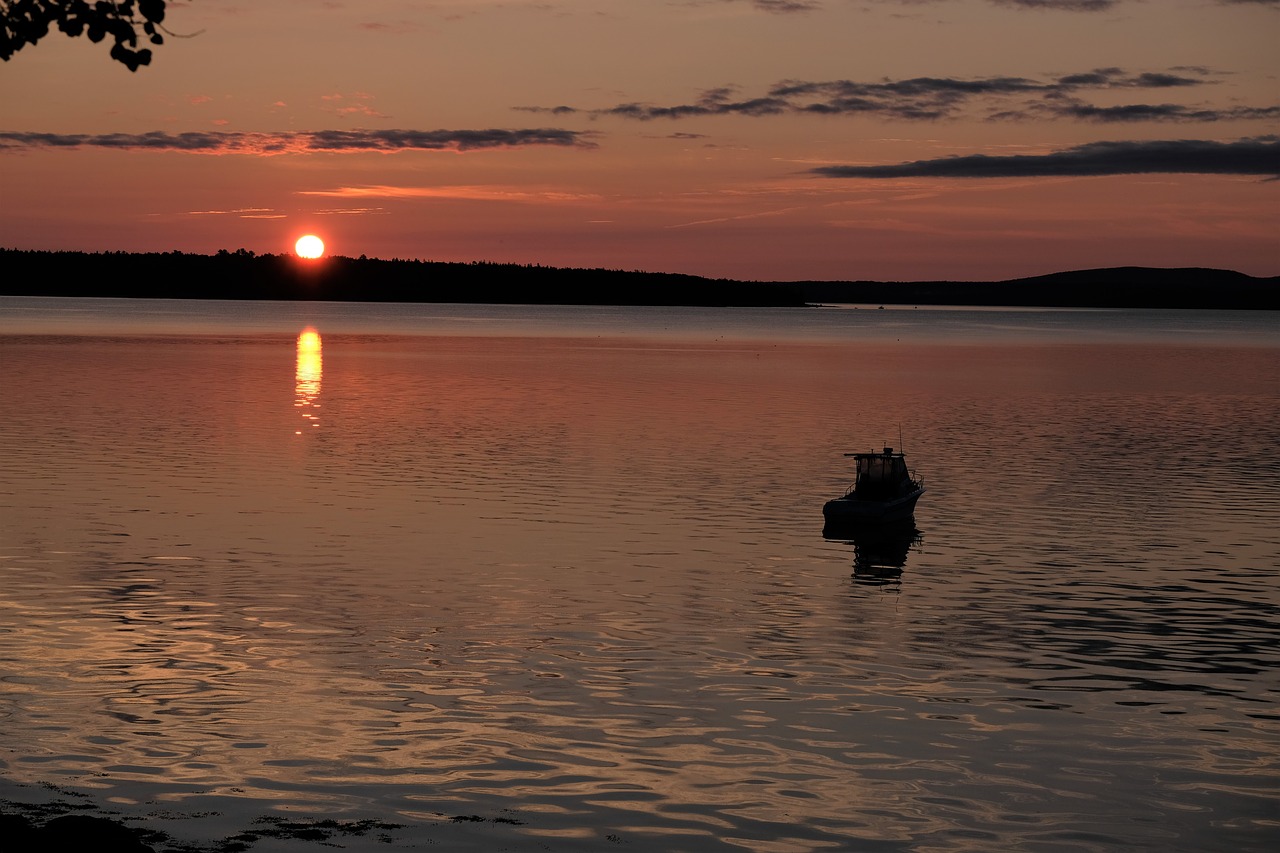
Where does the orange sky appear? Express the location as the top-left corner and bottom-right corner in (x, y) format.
(1, 1), (1277, 281)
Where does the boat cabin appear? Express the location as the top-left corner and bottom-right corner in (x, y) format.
(848, 447), (913, 499)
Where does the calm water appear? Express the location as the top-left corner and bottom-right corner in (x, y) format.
(2, 297), (1278, 851)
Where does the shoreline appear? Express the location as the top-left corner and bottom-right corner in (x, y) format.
(2, 249), (1277, 310)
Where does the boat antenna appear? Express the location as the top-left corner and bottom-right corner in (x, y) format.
(898, 423), (904, 454)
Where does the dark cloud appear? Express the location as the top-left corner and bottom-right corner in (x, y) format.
(532, 68), (1274, 125)
(516, 105), (579, 116)
(721, 0), (822, 12)
(966, 0), (1275, 9)
(1055, 69), (1203, 89)
(1044, 103), (1280, 122)
(751, 0), (821, 11)
(810, 137), (1280, 178)
(592, 87), (790, 120)
(0, 128), (596, 154)
(775, 76), (1049, 120)
(992, 0), (1118, 10)
(869, 0), (1275, 9)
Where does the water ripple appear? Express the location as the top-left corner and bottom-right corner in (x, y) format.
(2, 324), (1278, 851)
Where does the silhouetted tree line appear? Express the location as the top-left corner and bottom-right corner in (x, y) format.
(0, 249), (805, 307)
(1, 249), (1275, 309)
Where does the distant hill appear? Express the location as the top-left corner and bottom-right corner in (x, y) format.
(795, 267), (1280, 310)
(1, 250), (1275, 310)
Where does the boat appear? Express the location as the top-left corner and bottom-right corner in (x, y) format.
(822, 446), (925, 528)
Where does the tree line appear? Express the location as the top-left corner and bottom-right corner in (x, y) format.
(1, 249), (1275, 309)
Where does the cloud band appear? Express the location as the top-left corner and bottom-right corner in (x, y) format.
(0, 128), (596, 155)
(810, 137), (1280, 178)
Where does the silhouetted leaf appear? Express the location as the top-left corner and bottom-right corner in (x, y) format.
(109, 42), (150, 71)
(1, 0), (169, 69)
(140, 0), (164, 24)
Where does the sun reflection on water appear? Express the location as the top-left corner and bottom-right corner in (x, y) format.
(295, 327), (322, 433)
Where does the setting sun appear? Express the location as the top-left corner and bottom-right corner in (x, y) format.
(294, 234), (325, 259)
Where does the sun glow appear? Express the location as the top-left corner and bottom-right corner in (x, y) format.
(295, 327), (322, 433)
(295, 234), (325, 259)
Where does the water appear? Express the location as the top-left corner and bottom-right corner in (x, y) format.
(2, 297), (1278, 851)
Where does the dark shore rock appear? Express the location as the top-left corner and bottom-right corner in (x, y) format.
(0, 813), (155, 853)
(0, 813), (41, 848)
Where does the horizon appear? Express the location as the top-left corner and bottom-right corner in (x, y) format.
(2, 2), (1277, 282)
(2, 245), (1275, 284)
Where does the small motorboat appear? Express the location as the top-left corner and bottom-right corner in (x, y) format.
(822, 446), (925, 528)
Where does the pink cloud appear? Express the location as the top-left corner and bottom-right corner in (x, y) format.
(297, 184), (601, 202)
(337, 104), (389, 119)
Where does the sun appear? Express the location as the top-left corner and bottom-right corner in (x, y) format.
(295, 234), (325, 259)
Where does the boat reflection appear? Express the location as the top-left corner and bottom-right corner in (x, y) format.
(295, 327), (322, 433)
(824, 519), (922, 586)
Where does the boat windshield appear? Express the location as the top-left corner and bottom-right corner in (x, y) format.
(856, 451), (909, 496)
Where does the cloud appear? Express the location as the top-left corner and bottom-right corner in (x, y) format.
(596, 86), (791, 120)
(991, 0), (1118, 10)
(314, 207), (389, 216)
(0, 128), (597, 155)
(809, 137), (1280, 178)
(748, 0), (821, 12)
(1053, 69), (1202, 89)
(336, 104), (390, 119)
(357, 20), (427, 33)
(187, 207), (277, 216)
(713, 0), (821, 12)
(525, 68), (1274, 124)
(668, 205), (806, 229)
(297, 185), (601, 203)
(890, 0), (1276, 9)
(515, 104), (579, 116)
(318, 92), (390, 118)
(775, 76), (1049, 120)
(1036, 103), (1280, 122)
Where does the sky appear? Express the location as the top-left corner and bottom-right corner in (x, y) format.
(1, 0), (1277, 282)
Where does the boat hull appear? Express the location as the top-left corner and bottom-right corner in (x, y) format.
(822, 486), (925, 526)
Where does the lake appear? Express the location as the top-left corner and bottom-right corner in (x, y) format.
(2, 297), (1278, 852)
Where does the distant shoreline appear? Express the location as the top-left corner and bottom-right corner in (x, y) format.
(2, 249), (1276, 310)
